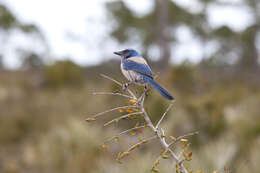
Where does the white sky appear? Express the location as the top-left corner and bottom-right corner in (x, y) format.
(2, 0), (255, 68)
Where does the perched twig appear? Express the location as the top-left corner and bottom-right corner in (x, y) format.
(155, 104), (173, 129)
(104, 125), (147, 143)
(100, 74), (122, 86)
(100, 74), (136, 99)
(104, 112), (144, 126)
(93, 92), (134, 99)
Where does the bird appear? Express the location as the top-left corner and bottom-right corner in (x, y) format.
(114, 48), (174, 100)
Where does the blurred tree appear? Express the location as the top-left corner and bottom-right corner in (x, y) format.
(155, 0), (170, 68)
(105, 0), (200, 69)
(0, 4), (43, 35)
(106, 0), (259, 71)
(202, 0), (260, 71)
(21, 52), (44, 70)
(0, 3), (47, 69)
(0, 55), (3, 69)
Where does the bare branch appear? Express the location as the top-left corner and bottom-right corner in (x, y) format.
(126, 135), (157, 152)
(100, 74), (137, 99)
(155, 104), (173, 129)
(104, 125), (146, 143)
(104, 112), (143, 126)
(139, 92), (189, 173)
(140, 94), (156, 131)
(168, 131), (199, 148)
(100, 74), (122, 86)
(86, 105), (137, 121)
(93, 92), (134, 99)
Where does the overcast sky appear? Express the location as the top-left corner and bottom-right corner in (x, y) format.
(2, 0), (254, 68)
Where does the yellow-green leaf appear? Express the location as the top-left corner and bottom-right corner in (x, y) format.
(170, 136), (176, 140)
(114, 137), (120, 141)
(154, 160), (160, 167)
(152, 167), (160, 172)
(117, 152), (121, 159)
(180, 138), (188, 142)
(162, 155), (169, 159)
(129, 99), (137, 104)
(161, 134), (166, 138)
(130, 130), (136, 136)
(86, 117), (96, 122)
(101, 143), (107, 149)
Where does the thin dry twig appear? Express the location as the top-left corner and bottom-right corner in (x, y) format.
(103, 112), (143, 126)
(86, 105), (137, 120)
(100, 74), (122, 86)
(126, 135), (157, 152)
(100, 74), (136, 99)
(155, 104), (173, 129)
(104, 125), (147, 143)
(93, 92), (134, 99)
(168, 131), (199, 148)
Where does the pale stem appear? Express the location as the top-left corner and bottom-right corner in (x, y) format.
(86, 105), (137, 120)
(168, 131), (199, 148)
(155, 104), (173, 129)
(104, 125), (146, 143)
(103, 112), (144, 126)
(126, 135), (157, 152)
(93, 92), (134, 99)
(100, 74), (136, 99)
(140, 94), (189, 173)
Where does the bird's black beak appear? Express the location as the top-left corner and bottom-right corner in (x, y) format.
(114, 50), (123, 56)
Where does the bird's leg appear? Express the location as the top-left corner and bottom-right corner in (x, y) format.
(144, 84), (149, 96)
(122, 82), (132, 91)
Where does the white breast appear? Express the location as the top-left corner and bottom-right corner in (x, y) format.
(121, 63), (138, 82)
(120, 57), (148, 85)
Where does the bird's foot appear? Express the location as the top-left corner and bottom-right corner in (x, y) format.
(122, 83), (129, 91)
(144, 85), (149, 96)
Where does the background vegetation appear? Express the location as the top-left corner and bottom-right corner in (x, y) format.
(0, 0), (259, 173)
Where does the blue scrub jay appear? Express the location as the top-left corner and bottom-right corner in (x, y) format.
(114, 49), (174, 100)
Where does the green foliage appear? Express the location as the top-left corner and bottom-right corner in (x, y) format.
(21, 52), (44, 70)
(213, 26), (236, 39)
(106, 0), (259, 70)
(106, 0), (195, 48)
(170, 63), (197, 93)
(44, 60), (84, 88)
(0, 4), (17, 30)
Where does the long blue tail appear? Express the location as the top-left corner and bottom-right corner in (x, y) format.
(143, 75), (174, 100)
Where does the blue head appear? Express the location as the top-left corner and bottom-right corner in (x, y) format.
(114, 49), (140, 59)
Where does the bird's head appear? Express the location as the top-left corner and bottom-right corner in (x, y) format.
(114, 49), (140, 59)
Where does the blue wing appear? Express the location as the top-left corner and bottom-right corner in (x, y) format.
(122, 60), (153, 78)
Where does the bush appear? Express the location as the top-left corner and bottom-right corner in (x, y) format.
(44, 60), (84, 88)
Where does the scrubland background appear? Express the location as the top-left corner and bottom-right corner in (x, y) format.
(0, 0), (260, 173)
